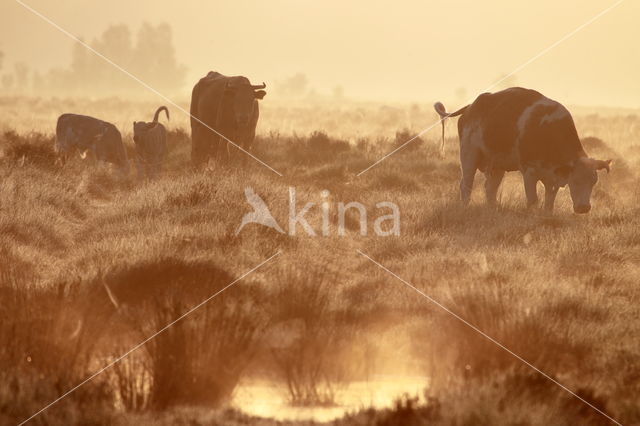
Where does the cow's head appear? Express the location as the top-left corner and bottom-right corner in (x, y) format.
(223, 81), (267, 127)
(56, 127), (78, 157)
(132, 121), (156, 145)
(96, 124), (130, 176)
(555, 157), (611, 213)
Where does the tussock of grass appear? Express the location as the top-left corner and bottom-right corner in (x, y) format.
(1, 130), (57, 169)
(98, 257), (268, 409)
(286, 131), (351, 167)
(370, 172), (420, 191)
(267, 265), (355, 406)
(393, 129), (424, 152)
(0, 272), (115, 424)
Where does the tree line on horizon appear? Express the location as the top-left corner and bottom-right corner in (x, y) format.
(0, 22), (187, 97)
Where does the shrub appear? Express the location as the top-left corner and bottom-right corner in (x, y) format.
(287, 131), (350, 166)
(393, 129), (423, 152)
(268, 265), (354, 406)
(100, 257), (268, 409)
(0, 267), (113, 424)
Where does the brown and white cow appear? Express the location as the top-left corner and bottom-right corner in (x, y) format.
(435, 87), (611, 213)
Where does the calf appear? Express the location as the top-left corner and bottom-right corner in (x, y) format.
(55, 113), (129, 175)
(133, 106), (169, 179)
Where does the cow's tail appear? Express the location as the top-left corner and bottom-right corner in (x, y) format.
(152, 106), (170, 123)
(434, 102), (468, 156)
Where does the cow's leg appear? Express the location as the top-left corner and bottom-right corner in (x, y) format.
(135, 154), (144, 180)
(543, 183), (559, 212)
(155, 158), (163, 178)
(243, 130), (257, 165)
(149, 160), (157, 180)
(226, 130), (242, 164)
(191, 134), (202, 167)
(484, 168), (505, 206)
(216, 135), (230, 164)
(226, 138), (234, 163)
(191, 127), (211, 168)
(522, 169), (539, 207)
(459, 147), (479, 205)
(238, 134), (253, 166)
(206, 135), (217, 164)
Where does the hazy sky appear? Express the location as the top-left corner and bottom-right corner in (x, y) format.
(2, 0), (639, 107)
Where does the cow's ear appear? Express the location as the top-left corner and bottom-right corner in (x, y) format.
(254, 90), (266, 100)
(554, 164), (573, 179)
(594, 159), (612, 173)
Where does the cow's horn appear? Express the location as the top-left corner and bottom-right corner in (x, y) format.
(251, 82), (266, 90)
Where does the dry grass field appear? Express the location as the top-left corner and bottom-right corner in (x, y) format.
(1, 96), (639, 425)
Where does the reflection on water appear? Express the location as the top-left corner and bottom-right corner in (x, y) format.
(233, 375), (429, 422)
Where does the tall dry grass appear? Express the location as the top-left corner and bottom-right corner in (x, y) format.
(0, 97), (639, 425)
(99, 258), (269, 409)
(267, 265), (359, 406)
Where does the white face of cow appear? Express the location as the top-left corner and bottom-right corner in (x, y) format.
(561, 158), (611, 214)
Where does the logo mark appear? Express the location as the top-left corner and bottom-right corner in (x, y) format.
(235, 188), (285, 235)
(236, 187), (400, 237)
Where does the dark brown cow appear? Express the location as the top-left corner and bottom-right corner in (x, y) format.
(190, 71), (266, 166)
(435, 87), (611, 213)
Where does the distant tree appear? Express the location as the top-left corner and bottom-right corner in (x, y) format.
(35, 22), (187, 96)
(0, 51), (6, 94)
(45, 68), (70, 93)
(132, 22), (187, 94)
(277, 73), (309, 98)
(69, 39), (90, 92)
(94, 24), (133, 62)
(90, 25), (136, 92)
(32, 71), (45, 93)
(134, 22), (187, 92)
(14, 62), (30, 93)
(2, 73), (14, 93)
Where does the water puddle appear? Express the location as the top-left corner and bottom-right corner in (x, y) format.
(233, 375), (429, 422)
